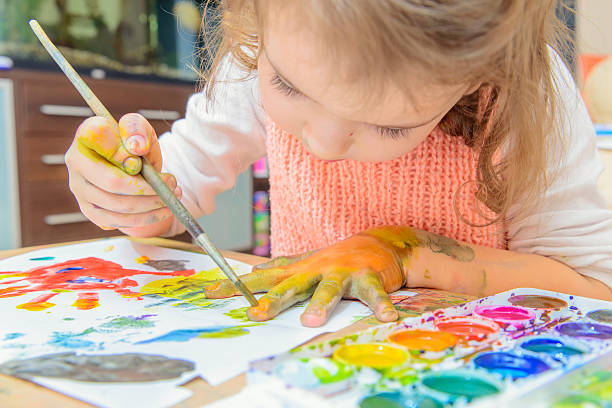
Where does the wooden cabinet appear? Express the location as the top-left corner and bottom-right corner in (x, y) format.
(0, 68), (195, 246)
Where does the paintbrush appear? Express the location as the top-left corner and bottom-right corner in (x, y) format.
(29, 19), (258, 307)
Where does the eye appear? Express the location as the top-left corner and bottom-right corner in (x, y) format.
(375, 126), (413, 140)
(270, 74), (303, 98)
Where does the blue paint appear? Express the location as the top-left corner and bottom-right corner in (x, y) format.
(473, 352), (550, 379)
(136, 327), (235, 344)
(556, 322), (612, 340)
(3, 332), (25, 340)
(520, 338), (583, 360)
(67, 276), (107, 283)
(30, 256), (55, 261)
(57, 267), (84, 273)
(48, 329), (95, 349)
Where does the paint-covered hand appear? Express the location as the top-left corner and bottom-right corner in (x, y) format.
(64, 113), (179, 235)
(205, 228), (414, 327)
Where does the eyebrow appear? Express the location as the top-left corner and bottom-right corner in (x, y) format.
(265, 51), (448, 129)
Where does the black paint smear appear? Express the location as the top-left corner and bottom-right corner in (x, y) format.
(0, 352), (195, 382)
(144, 259), (190, 271)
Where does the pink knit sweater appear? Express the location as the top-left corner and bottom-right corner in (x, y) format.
(266, 119), (506, 257)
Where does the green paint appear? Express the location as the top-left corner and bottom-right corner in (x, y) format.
(224, 307), (250, 322)
(312, 362), (353, 384)
(383, 367), (419, 386)
(553, 394), (606, 408)
(100, 316), (155, 329)
(63, 317), (75, 321)
(197, 324), (263, 339)
(424, 269), (432, 279)
(422, 373), (500, 400)
(30, 256), (55, 261)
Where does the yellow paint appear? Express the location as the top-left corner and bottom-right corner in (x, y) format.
(16, 301), (55, 311)
(139, 269), (228, 307)
(388, 329), (458, 352)
(135, 255), (150, 264)
(0, 273), (27, 280)
(104, 245), (114, 252)
(71, 298), (100, 310)
(333, 343), (408, 369)
(51, 289), (72, 293)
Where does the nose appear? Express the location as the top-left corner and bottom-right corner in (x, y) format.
(301, 118), (353, 160)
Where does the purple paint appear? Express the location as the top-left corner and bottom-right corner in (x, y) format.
(474, 305), (535, 329)
(555, 322), (612, 340)
(473, 352), (550, 379)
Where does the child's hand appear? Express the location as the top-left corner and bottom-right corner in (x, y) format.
(205, 230), (410, 327)
(64, 113), (180, 235)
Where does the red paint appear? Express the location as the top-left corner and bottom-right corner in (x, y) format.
(72, 292), (100, 310)
(16, 293), (59, 311)
(434, 316), (499, 341)
(0, 257), (195, 301)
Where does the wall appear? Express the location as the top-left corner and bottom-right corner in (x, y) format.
(577, 0), (612, 54)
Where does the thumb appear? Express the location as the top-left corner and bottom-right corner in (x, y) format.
(118, 113), (163, 172)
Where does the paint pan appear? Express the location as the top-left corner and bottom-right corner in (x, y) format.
(586, 309), (612, 324)
(273, 357), (353, 391)
(433, 316), (500, 342)
(555, 322), (612, 340)
(388, 329), (458, 352)
(473, 351), (550, 379)
(508, 295), (568, 310)
(420, 369), (502, 403)
(474, 305), (535, 329)
(333, 343), (409, 370)
(519, 337), (585, 361)
(359, 391), (443, 408)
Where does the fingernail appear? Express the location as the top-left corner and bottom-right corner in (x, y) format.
(99, 225), (117, 231)
(174, 186), (182, 197)
(123, 157), (141, 174)
(126, 135), (146, 152)
(381, 307), (397, 321)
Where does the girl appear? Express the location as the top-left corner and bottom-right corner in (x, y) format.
(65, 0), (612, 327)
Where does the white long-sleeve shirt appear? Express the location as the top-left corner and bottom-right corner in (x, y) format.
(159, 55), (612, 289)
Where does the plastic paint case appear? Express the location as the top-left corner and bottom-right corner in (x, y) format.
(273, 357), (354, 393)
(586, 309), (612, 324)
(249, 288), (612, 406)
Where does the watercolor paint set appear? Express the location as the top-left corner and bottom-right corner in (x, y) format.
(247, 288), (612, 408)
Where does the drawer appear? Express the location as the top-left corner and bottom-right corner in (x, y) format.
(20, 180), (117, 246)
(21, 132), (73, 183)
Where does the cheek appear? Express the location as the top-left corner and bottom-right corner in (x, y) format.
(258, 76), (304, 136)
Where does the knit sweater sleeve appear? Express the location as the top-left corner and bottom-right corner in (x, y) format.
(158, 61), (266, 236)
(507, 50), (612, 290)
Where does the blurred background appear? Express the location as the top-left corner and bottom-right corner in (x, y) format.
(0, 0), (610, 254)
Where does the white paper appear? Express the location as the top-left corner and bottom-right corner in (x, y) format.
(0, 238), (376, 405)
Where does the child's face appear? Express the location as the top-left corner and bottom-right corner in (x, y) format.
(258, 10), (475, 162)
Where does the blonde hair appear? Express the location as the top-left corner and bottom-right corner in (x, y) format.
(200, 0), (571, 224)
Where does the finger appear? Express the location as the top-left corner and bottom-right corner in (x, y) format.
(300, 271), (349, 327)
(118, 113), (163, 171)
(77, 199), (173, 229)
(67, 145), (176, 196)
(82, 178), (171, 214)
(253, 250), (316, 272)
(247, 272), (322, 322)
(204, 266), (295, 298)
(75, 116), (141, 175)
(351, 272), (398, 322)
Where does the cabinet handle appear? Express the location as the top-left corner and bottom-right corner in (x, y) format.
(41, 154), (65, 165)
(137, 109), (180, 121)
(44, 212), (88, 225)
(40, 104), (93, 117)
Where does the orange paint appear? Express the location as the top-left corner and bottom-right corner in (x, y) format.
(206, 282), (221, 291)
(135, 256), (150, 264)
(249, 298), (272, 316)
(434, 316), (499, 341)
(72, 292), (100, 310)
(17, 293), (58, 311)
(388, 329), (458, 352)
